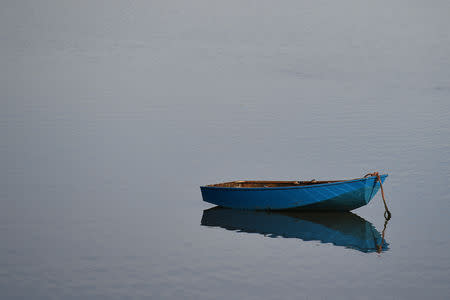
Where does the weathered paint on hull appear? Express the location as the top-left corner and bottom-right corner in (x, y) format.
(200, 175), (387, 211)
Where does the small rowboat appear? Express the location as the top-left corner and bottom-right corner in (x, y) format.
(200, 173), (388, 211)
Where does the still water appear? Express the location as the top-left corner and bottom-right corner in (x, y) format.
(1, 1), (450, 299)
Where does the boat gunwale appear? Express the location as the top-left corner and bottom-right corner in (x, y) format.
(200, 175), (388, 191)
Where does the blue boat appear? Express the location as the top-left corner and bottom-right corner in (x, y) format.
(201, 174), (388, 211)
(201, 207), (389, 253)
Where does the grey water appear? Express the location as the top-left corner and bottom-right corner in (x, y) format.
(1, 1), (450, 299)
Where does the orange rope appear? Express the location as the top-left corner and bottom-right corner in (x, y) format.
(364, 172), (392, 220)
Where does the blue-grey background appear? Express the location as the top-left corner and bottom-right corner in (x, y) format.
(1, 1), (449, 299)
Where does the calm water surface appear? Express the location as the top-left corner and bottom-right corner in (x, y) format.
(1, 1), (450, 299)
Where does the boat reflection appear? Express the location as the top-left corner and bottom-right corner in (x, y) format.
(201, 207), (389, 253)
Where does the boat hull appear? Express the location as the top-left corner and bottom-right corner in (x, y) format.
(200, 175), (387, 211)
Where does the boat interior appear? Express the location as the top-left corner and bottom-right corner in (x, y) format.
(207, 180), (344, 188)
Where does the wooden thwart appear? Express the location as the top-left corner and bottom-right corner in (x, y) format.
(208, 180), (343, 188)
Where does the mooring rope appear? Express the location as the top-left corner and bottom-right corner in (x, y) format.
(364, 172), (392, 220)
